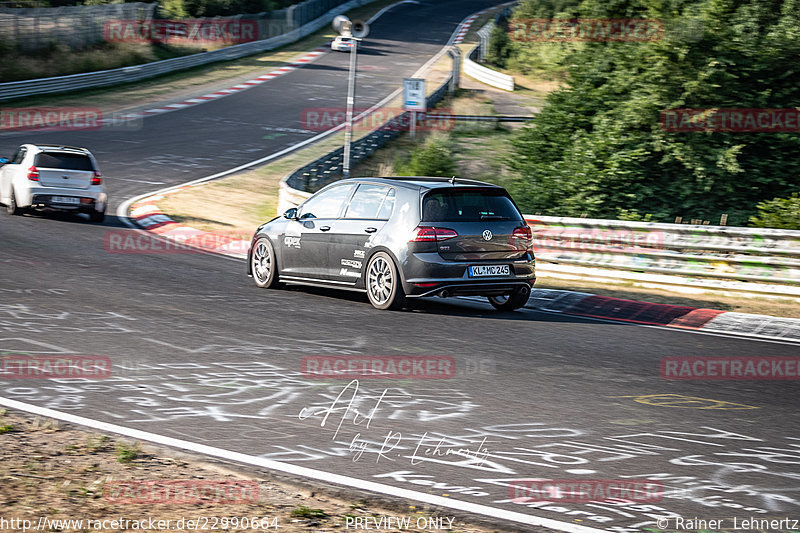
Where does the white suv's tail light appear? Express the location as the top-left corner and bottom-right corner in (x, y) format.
(26, 166), (39, 181)
(91, 171), (102, 185)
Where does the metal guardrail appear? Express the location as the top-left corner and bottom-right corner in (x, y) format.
(0, 0), (374, 101)
(463, 21), (514, 91)
(528, 215), (800, 285)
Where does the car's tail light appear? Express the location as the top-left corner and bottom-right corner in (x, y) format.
(91, 171), (102, 185)
(26, 166), (39, 181)
(512, 225), (533, 251)
(410, 226), (458, 242)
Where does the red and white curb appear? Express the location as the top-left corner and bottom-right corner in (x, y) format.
(452, 1), (516, 44)
(99, 47), (329, 127)
(527, 289), (800, 343)
(128, 192), (251, 257)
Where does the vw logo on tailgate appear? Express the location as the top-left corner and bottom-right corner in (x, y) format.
(482, 230), (493, 241)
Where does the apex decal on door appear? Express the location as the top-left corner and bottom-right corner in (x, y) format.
(284, 237), (301, 248)
(341, 259), (362, 269)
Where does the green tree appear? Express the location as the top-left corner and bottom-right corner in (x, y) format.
(395, 136), (457, 177)
(507, 0), (800, 226)
(749, 193), (800, 229)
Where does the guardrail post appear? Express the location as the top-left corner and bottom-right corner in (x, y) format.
(448, 46), (461, 96)
(477, 22), (494, 62)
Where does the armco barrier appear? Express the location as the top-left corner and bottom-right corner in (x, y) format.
(463, 21), (514, 91)
(528, 215), (800, 286)
(0, 0), (375, 101)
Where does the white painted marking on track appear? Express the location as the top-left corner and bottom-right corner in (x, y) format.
(0, 397), (608, 533)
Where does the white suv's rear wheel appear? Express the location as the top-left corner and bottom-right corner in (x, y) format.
(6, 190), (23, 215)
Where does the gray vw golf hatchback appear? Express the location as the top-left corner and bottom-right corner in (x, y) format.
(248, 177), (536, 310)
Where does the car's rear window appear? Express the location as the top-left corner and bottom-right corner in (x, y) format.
(422, 189), (521, 222)
(35, 152), (93, 171)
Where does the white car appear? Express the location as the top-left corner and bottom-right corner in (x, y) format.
(0, 144), (107, 222)
(331, 36), (354, 51)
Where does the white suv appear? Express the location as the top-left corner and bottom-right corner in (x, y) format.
(0, 144), (107, 222)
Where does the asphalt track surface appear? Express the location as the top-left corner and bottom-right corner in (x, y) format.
(1, 1), (800, 531)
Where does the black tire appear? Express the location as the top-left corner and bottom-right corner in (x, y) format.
(365, 251), (407, 310)
(488, 286), (531, 311)
(89, 209), (105, 223)
(6, 189), (23, 215)
(251, 237), (281, 289)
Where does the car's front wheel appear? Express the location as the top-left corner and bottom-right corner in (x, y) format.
(366, 252), (406, 310)
(251, 237), (281, 289)
(488, 286), (531, 311)
(6, 190), (23, 216)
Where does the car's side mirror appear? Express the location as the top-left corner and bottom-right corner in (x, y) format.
(0, 157), (8, 165)
(283, 207), (298, 220)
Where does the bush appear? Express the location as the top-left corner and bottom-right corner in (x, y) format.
(486, 23), (512, 68)
(749, 193), (800, 230)
(395, 135), (456, 177)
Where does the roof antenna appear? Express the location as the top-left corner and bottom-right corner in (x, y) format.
(449, 176), (457, 185)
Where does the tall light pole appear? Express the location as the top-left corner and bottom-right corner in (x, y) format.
(342, 36), (358, 179)
(332, 16), (369, 179)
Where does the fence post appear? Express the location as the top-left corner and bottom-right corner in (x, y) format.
(448, 46), (461, 96)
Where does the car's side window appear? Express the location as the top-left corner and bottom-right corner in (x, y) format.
(10, 147), (26, 164)
(345, 184), (395, 220)
(298, 184), (354, 219)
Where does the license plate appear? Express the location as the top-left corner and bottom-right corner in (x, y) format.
(468, 265), (510, 277)
(52, 196), (80, 204)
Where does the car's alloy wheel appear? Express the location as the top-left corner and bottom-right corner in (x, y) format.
(366, 252), (406, 310)
(251, 237), (280, 289)
(6, 190), (23, 215)
(488, 286), (531, 311)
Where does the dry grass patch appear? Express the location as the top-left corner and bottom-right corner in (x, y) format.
(0, 410), (502, 533)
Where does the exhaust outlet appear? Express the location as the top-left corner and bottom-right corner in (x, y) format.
(439, 289), (450, 298)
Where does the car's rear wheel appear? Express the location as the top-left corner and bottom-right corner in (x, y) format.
(488, 286), (531, 311)
(251, 237), (281, 289)
(366, 252), (406, 310)
(89, 209), (105, 223)
(6, 190), (23, 215)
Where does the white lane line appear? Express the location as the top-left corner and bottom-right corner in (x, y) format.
(0, 397), (609, 533)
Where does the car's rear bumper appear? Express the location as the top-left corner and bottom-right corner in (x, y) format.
(27, 189), (106, 212)
(401, 252), (536, 297)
